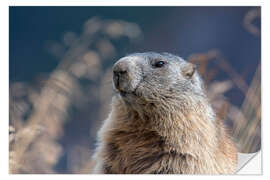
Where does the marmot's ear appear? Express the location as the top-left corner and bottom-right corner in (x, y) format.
(182, 63), (197, 78)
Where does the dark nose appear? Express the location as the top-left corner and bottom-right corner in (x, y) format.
(113, 61), (129, 90)
(113, 70), (127, 90)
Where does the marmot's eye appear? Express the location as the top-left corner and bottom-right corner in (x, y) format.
(154, 61), (166, 68)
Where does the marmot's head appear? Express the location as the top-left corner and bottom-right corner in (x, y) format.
(112, 52), (205, 109)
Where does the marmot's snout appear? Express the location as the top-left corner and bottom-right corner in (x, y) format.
(112, 57), (142, 94)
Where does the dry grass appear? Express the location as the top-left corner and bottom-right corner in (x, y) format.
(9, 17), (142, 173)
(9, 8), (260, 173)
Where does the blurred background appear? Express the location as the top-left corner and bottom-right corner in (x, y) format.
(9, 7), (261, 173)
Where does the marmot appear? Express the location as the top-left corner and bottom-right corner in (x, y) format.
(92, 52), (237, 174)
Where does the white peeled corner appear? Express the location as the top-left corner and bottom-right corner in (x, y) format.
(236, 151), (262, 174)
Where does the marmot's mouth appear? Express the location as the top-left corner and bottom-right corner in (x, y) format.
(119, 90), (137, 97)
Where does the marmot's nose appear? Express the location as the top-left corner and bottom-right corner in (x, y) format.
(112, 57), (142, 93)
(113, 65), (128, 78)
(113, 60), (130, 91)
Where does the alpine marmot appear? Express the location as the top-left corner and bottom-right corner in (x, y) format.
(91, 52), (237, 174)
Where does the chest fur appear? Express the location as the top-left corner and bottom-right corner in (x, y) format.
(101, 130), (191, 174)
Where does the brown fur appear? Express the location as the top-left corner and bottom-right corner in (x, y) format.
(91, 52), (237, 174)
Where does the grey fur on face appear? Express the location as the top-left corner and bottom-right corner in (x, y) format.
(112, 52), (204, 106)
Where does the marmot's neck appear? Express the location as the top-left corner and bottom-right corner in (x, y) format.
(154, 98), (217, 154)
(113, 95), (219, 157)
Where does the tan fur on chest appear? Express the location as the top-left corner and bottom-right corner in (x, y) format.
(92, 98), (237, 174)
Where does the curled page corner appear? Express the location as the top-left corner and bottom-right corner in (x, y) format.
(236, 151), (261, 174)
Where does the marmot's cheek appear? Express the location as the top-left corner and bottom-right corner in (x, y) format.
(128, 72), (142, 91)
(134, 84), (155, 102)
